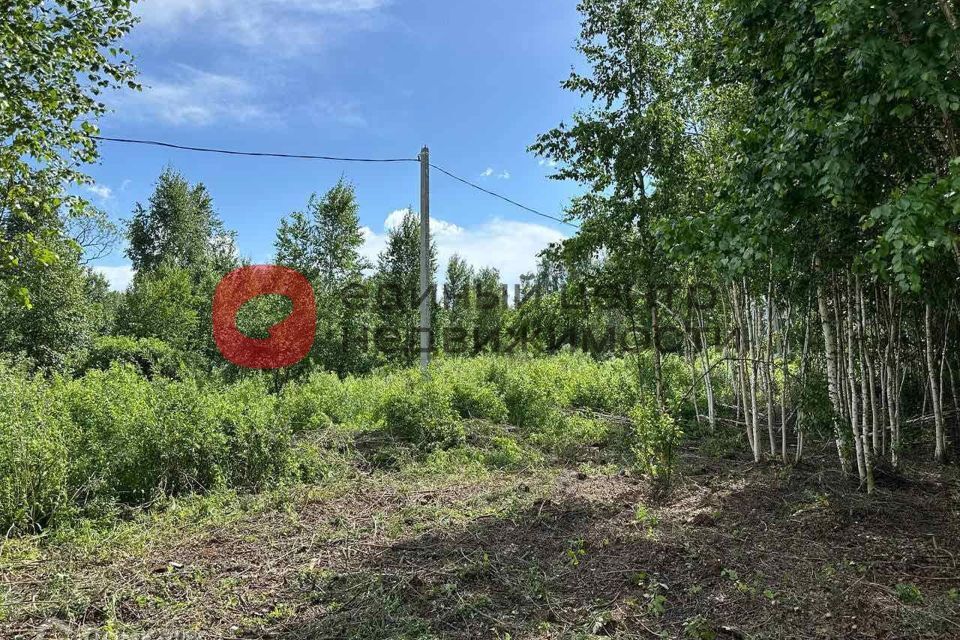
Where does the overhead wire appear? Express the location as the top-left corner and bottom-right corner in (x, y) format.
(428, 162), (576, 228)
(93, 136), (419, 163)
(92, 135), (577, 228)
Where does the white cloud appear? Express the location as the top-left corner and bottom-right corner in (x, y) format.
(538, 159), (558, 168)
(136, 0), (389, 54)
(84, 184), (113, 201)
(361, 210), (566, 288)
(93, 265), (136, 291)
(113, 65), (367, 129)
(114, 65), (265, 127)
(480, 168), (511, 180)
(383, 208), (410, 230)
(380, 208), (464, 236)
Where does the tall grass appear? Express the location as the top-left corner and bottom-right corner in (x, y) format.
(0, 352), (696, 534)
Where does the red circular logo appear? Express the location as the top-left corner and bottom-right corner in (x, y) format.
(212, 266), (316, 369)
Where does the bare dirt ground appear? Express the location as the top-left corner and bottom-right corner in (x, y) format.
(3, 446), (960, 639)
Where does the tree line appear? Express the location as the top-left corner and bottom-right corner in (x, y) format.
(3, 164), (634, 377)
(523, 0), (960, 489)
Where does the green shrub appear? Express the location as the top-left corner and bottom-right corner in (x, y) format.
(484, 364), (556, 431)
(62, 365), (164, 502)
(629, 399), (683, 486)
(288, 432), (355, 483)
(81, 336), (183, 379)
(485, 435), (533, 468)
(532, 414), (610, 459)
(415, 436), (531, 476)
(450, 379), (509, 423)
(895, 583), (923, 604)
(150, 378), (231, 494)
(62, 367), (289, 504)
(569, 359), (637, 413)
(417, 446), (488, 476)
(0, 352), (680, 534)
(277, 371), (345, 433)
(0, 363), (75, 532)
(214, 378), (288, 489)
(381, 374), (464, 448)
(340, 374), (393, 425)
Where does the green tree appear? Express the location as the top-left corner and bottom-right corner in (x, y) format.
(84, 269), (120, 337)
(442, 254), (475, 355)
(122, 168), (238, 369)
(531, 0), (710, 407)
(374, 209), (436, 365)
(0, 215), (93, 370)
(1, 0), (138, 306)
(275, 179), (367, 283)
(275, 180), (371, 375)
(126, 168), (232, 274)
(115, 263), (199, 354)
(474, 267), (505, 353)
(275, 211), (314, 278)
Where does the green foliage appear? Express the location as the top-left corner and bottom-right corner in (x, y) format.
(126, 168), (233, 274)
(0, 230), (94, 371)
(568, 358), (638, 414)
(277, 371), (346, 433)
(443, 254), (476, 348)
(0, 352), (668, 534)
(629, 399), (683, 485)
(634, 504), (658, 528)
(865, 158), (960, 292)
(0, 362), (75, 531)
(213, 378), (288, 489)
(473, 267), (506, 352)
(1, 0), (138, 305)
(234, 294), (293, 341)
(381, 374), (464, 448)
(683, 615), (717, 640)
(565, 538), (586, 566)
(275, 180), (374, 376)
(450, 379), (509, 423)
(81, 336), (183, 379)
(0, 365), (291, 533)
(532, 415), (609, 460)
(115, 263), (200, 352)
(484, 436), (529, 469)
(62, 367), (231, 501)
(415, 444), (516, 477)
(275, 180), (367, 283)
(895, 583), (923, 605)
(485, 362), (557, 431)
(374, 209), (437, 366)
(117, 169), (239, 372)
(82, 269), (121, 337)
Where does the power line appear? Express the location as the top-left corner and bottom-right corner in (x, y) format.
(429, 163), (577, 228)
(92, 135), (577, 228)
(93, 136), (419, 163)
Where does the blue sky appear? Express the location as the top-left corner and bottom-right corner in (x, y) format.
(86, 0), (587, 290)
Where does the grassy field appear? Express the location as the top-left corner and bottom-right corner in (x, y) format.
(3, 397), (959, 639)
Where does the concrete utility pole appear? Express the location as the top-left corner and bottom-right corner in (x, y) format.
(419, 146), (431, 372)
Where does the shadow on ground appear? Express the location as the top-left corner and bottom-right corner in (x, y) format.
(271, 455), (960, 640)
